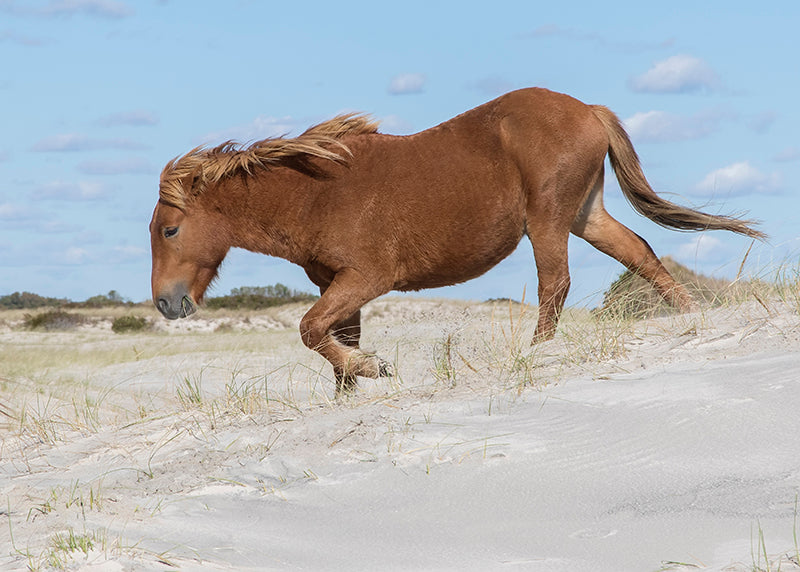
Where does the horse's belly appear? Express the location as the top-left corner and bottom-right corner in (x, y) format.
(394, 221), (525, 291)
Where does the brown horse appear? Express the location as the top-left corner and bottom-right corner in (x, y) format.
(150, 88), (764, 393)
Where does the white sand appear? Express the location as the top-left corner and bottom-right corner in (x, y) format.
(1, 298), (799, 571)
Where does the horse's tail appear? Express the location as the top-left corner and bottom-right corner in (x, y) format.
(590, 105), (766, 240)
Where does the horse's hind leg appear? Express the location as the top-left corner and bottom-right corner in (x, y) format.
(571, 168), (695, 310)
(528, 226), (572, 343)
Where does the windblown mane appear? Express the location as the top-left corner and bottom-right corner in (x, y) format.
(159, 113), (379, 209)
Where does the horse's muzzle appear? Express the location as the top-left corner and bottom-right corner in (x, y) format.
(155, 292), (196, 320)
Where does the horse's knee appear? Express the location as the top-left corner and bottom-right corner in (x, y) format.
(299, 315), (326, 351)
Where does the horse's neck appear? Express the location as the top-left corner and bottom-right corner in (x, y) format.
(216, 170), (317, 265)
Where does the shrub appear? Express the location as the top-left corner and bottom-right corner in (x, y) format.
(23, 310), (87, 331)
(597, 256), (733, 320)
(111, 315), (149, 333)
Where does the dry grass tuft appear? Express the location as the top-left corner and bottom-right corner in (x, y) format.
(597, 256), (740, 320)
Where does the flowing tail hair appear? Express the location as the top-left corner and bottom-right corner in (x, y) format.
(590, 105), (766, 241)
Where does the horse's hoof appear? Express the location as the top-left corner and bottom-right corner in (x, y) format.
(335, 372), (358, 395)
(378, 359), (394, 377)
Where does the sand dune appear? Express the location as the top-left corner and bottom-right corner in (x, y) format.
(1, 298), (799, 571)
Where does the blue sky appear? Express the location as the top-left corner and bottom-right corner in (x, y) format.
(1, 0), (798, 306)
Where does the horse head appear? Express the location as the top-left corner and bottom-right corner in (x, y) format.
(149, 200), (229, 320)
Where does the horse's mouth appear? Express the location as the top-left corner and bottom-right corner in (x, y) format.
(180, 296), (196, 318)
(156, 294), (197, 320)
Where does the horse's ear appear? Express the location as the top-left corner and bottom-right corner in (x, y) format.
(180, 165), (204, 196)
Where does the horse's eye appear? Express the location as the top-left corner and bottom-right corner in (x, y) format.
(163, 226), (179, 239)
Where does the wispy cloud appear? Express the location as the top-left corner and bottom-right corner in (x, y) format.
(47, 0), (132, 18)
(624, 109), (726, 143)
(747, 111), (776, 134)
(7, 0), (135, 19)
(31, 134), (148, 152)
(96, 110), (159, 127)
(0, 29), (46, 46)
(62, 246), (91, 264)
(0, 201), (37, 221)
(774, 147), (800, 162)
(676, 234), (726, 263)
(694, 161), (781, 196)
(77, 157), (153, 175)
(529, 24), (674, 53)
(388, 73), (426, 95)
(469, 76), (516, 97)
(379, 115), (415, 135)
(629, 55), (719, 94)
(199, 115), (299, 145)
(109, 244), (146, 262)
(30, 180), (110, 200)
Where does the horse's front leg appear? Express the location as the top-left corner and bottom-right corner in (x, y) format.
(333, 309), (362, 348)
(299, 269), (391, 394)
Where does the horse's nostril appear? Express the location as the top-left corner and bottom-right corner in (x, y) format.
(157, 298), (170, 315)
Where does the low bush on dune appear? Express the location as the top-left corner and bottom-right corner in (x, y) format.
(111, 315), (150, 333)
(23, 310), (87, 331)
(597, 256), (738, 320)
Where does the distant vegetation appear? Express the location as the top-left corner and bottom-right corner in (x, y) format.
(0, 291), (70, 310)
(0, 290), (132, 310)
(205, 284), (318, 310)
(1, 285), (317, 312)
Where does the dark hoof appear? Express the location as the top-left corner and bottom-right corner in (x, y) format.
(378, 359), (394, 377)
(335, 372), (358, 396)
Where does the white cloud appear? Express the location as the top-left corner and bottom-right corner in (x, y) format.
(388, 73), (426, 95)
(624, 110), (723, 143)
(676, 234), (725, 262)
(629, 55), (719, 94)
(694, 161), (781, 196)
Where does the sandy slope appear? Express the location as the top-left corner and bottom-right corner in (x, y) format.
(1, 298), (799, 571)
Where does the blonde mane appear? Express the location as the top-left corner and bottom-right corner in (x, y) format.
(159, 113), (380, 209)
